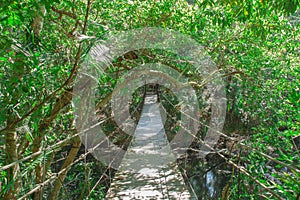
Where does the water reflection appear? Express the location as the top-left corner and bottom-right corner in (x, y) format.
(206, 170), (216, 198)
(180, 154), (231, 200)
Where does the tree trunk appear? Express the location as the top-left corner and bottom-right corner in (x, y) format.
(30, 4), (46, 200)
(32, 137), (43, 200)
(32, 88), (73, 200)
(3, 49), (26, 200)
(48, 136), (81, 200)
(4, 118), (22, 200)
(32, 4), (46, 38)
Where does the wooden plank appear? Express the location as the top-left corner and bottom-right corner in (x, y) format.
(106, 95), (191, 199)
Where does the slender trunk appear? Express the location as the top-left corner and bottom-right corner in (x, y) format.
(4, 117), (22, 200)
(32, 88), (73, 200)
(48, 136), (81, 200)
(31, 4), (46, 199)
(32, 4), (46, 38)
(3, 46), (26, 199)
(32, 137), (43, 200)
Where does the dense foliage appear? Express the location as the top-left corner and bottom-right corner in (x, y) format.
(0, 0), (299, 199)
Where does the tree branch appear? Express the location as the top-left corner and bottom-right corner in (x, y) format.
(51, 7), (78, 21)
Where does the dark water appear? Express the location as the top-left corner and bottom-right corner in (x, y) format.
(179, 154), (232, 200)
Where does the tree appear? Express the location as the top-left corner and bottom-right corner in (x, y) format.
(0, 0), (299, 199)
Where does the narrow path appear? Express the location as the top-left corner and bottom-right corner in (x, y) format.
(106, 95), (191, 199)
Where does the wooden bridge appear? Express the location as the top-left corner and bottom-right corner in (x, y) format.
(105, 94), (192, 199)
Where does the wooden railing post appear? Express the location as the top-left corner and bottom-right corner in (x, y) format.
(156, 83), (160, 103)
(143, 80), (147, 104)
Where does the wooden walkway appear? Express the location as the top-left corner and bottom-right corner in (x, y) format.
(106, 95), (191, 199)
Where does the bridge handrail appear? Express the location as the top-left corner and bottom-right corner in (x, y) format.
(159, 93), (300, 174)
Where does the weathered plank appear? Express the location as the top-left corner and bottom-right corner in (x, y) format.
(106, 95), (191, 199)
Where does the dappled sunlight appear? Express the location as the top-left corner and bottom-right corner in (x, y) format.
(106, 95), (192, 199)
